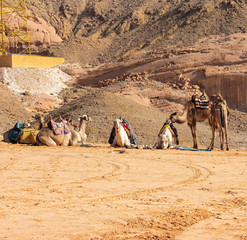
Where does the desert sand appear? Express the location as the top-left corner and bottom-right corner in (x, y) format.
(0, 141), (246, 240)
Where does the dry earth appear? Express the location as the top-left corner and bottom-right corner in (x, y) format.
(0, 142), (247, 240)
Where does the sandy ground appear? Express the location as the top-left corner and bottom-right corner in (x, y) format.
(0, 142), (247, 240)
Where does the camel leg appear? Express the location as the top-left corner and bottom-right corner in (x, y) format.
(61, 141), (69, 146)
(125, 141), (131, 148)
(224, 117), (229, 150)
(111, 137), (117, 147)
(38, 136), (57, 146)
(70, 139), (80, 146)
(208, 125), (216, 150)
(218, 128), (224, 150)
(189, 124), (198, 149)
(208, 118), (216, 150)
(225, 127), (229, 151)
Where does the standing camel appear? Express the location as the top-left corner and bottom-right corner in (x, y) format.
(169, 92), (211, 149)
(208, 94), (229, 150)
(68, 115), (91, 146)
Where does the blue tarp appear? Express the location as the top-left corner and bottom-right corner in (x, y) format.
(176, 146), (211, 152)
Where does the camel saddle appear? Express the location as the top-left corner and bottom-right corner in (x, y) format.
(19, 129), (39, 144)
(192, 93), (210, 110)
(48, 119), (70, 135)
(8, 121), (23, 143)
(108, 118), (137, 145)
(159, 120), (178, 138)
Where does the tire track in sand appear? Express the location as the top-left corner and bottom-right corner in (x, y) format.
(0, 159), (129, 204)
(83, 161), (212, 204)
(46, 160), (212, 209)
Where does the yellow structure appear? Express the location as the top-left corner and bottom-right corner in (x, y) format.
(0, 54), (65, 68)
(0, 0), (31, 55)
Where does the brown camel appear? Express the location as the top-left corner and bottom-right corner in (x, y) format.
(36, 116), (71, 146)
(37, 115), (91, 146)
(208, 93), (229, 150)
(169, 92), (211, 149)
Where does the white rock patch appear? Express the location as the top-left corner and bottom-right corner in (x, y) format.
(2, 67), (72, 96)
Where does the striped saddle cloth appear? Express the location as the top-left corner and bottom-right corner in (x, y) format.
(193, 96), (210, 110)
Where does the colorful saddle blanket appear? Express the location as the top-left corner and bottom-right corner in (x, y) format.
(48, 119), (70, 135)
(193, 96), (210, 110)
(121, 118), (137, 145)
(158, 121), (178, 138)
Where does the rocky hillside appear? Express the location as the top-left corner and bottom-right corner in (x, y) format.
(5, 0), (247, 65)
(4, 0), (247, 111)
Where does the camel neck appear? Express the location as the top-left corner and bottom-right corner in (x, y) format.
(175, 104), (188, 123)
(79, 120), (86, 134)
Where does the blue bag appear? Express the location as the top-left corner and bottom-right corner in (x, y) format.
(8, 121), (23, 142)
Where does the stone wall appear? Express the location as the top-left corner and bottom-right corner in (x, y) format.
(191, 71), (247, 111)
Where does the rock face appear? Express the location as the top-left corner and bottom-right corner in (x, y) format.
(25, 0), (247, 65)
(6, 0), (247, 64)
(193, 71), (247, 111)
(2, 0), (247, 111)
(58, 33), (247, 110)
(3, 9), (62, 54)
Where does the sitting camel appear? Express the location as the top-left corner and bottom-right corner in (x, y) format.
(111, 119), (131, 148)
(154, 120), (178, 149)
(169, 91), (211, 149)
(208, 93), (229, 150)
(36, 116), (71, 146)
(67, 115), (91, 146)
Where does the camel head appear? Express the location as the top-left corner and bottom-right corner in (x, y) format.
(210, 93), (224, 105)
(217, 92), (224, 101)
(114, 119), (122, 130)
(169, 112), (177, 123)
(210, 94), (217, 103)
(35, 114), (44, 123)
(159, 134), (169, 149)
(78, 115), (91, 122)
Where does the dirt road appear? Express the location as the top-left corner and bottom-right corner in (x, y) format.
(0, 142), (246, 240)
